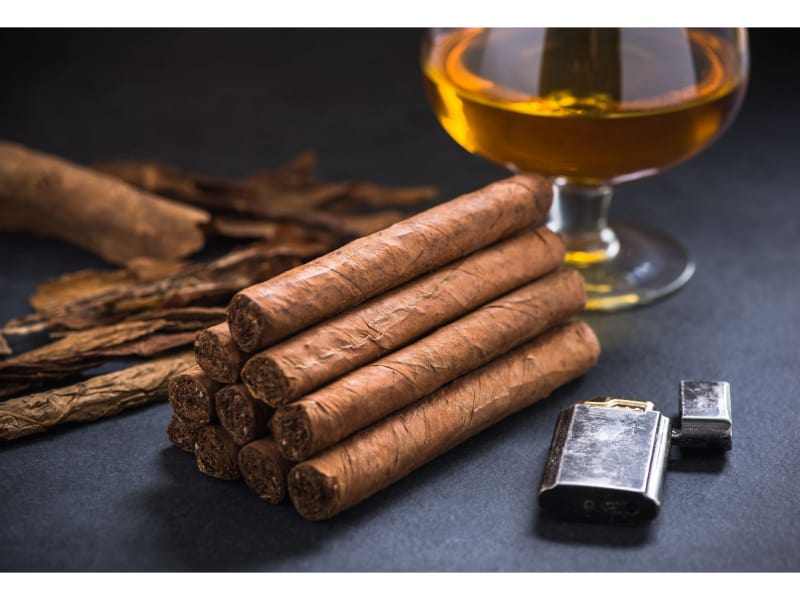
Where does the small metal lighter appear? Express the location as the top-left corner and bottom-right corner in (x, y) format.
(538, 380), (731, 523)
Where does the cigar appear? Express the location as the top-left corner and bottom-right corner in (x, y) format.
(0, 141), (209, 266)
(195, 424), (241, 480)
(167, 413), (201, 453)
(167, 365), (221, 425)
(215, 384), (274, 446)
(227, 174), (552, 351)
(242, 227), (565, 406)
(239, 437), (295, 503)
(272, 269), (585, 462)
(288, 321), (600, 520)
(194, 323), (249, 384)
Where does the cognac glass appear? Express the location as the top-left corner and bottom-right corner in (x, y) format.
(422, 28), (749, 310)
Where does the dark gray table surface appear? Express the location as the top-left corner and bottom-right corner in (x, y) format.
(1, 29), (798, 572)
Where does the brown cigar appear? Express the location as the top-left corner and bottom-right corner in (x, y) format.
(287, 322), (600, 520)
(227, 174), (552, 352)
(166, 413), (202, 453)
(215, 384), (274, 446)
(194, 323), (248, 384)
(168, 365), (220, 425)
(272, 269), (585, 462)
(239, 437), (295, 504)
(242, 227), (565, 406)
(195, 424), (241, 480)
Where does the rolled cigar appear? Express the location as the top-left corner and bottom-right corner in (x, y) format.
(242, 227), (565, 406)
(239, 437), (295, 504)
(194, 323), (248, 384)
(167, 413), (201, 453)
(215, 384), (274, 446)
(168, 365), (221, 425)
(195, 424), (241, 480)
(273, 269), (585, 461)
(0, 141), (208, 265)
(227, 174), (552, 351)
(288, 321), (600, 520)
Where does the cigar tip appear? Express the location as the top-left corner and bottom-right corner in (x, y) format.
(227, 293), (265, 353)
(271, 404), (313, 462)
(239, 440), (289, 504)
(168, 367), (218, 424)
(288, 463), (338, 521)
(241, 354), (291, 407)
(574, 320), (602, 361)
(504, 173), (553, 212)
(194, 327), (240, 384)
(166, 413), (199, 453)
(561, 267), (588, 307)
(195, 425), (241, 480)
(216, 386), (257, 446)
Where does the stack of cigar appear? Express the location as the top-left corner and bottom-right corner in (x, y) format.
(166, 174), (601, 520)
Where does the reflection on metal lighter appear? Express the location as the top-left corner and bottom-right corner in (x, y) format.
(538, 381), (732, 523)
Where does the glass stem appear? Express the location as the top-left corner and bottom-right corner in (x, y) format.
(548, 183), (620, 264)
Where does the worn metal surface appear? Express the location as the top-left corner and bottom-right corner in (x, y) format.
(675, 380), (732, 450)
(539, 399), (671, 523)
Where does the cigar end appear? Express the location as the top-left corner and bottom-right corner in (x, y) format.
(272, 404), (314, 462)
(168, 367), (217, 424)
(288, 464), (339, 521)
(241, 354), (292, 407)
(194, 328), (241, 384)
(166, 413), (199, 453)
(506, 173), (553, 215)
(239, 439), (290, 504)
(573, 320), (602, 365)
(195, 425), (241, 480)
(562, 268), (588, 309)
(216, 385), (271, 446)
(227, 293), (266, 353)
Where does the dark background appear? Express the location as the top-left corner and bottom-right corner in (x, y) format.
(0, 29), (798, 571)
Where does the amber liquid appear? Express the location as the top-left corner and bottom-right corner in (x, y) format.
(423, 28), (746, 185)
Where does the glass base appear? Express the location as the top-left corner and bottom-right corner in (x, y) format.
(568, 223), (695, 311)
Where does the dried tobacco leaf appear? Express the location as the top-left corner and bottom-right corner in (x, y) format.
(0, 351), (196, 442)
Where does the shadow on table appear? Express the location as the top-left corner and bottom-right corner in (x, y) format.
(133, 445), (408, 571)
(532, 512), (654, 548)
(668, 447), (729, 474)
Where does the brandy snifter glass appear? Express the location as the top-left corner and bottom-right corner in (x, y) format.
(422, 28), (749, 310)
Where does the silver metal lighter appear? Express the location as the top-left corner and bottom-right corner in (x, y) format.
(538, 380), (731, 523)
